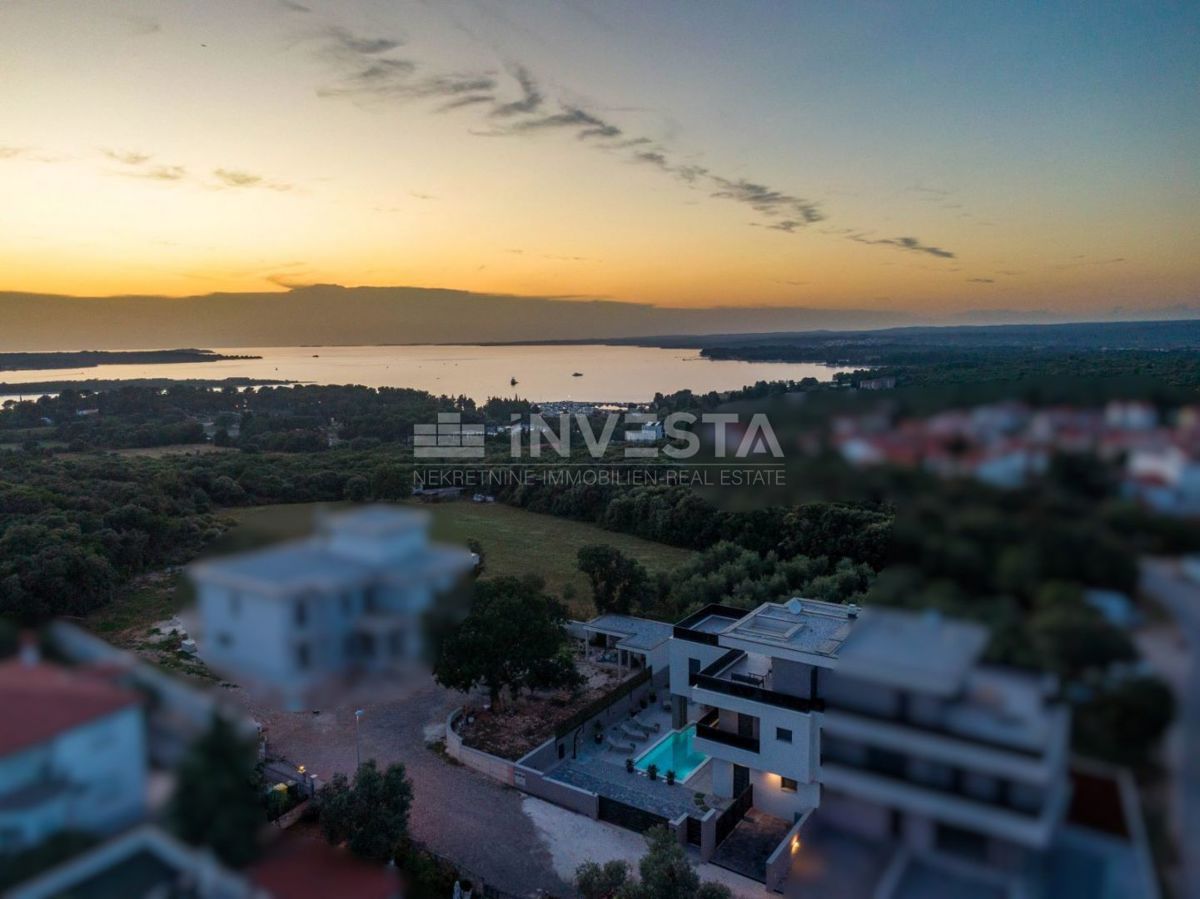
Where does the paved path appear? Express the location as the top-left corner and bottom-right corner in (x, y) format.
(1140, 558), (1200, 899)
(244, 679), (571, 897)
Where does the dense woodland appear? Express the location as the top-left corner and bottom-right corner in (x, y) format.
(0, 361), (1189, 766)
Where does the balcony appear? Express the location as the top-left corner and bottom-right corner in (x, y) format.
(696, 709), (759, 754)
(693, 650), (825, 714)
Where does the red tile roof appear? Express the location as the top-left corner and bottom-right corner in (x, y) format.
(0, 659), (141, 757)
(251, 836), (400, 899)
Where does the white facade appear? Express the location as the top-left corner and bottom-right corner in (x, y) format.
(818, 607), (1072, 875)
(190, 505), (475, 706)
(666, 601), (1073, 891)
(0, 661), (147, 852)
(670, 599), (855, 823)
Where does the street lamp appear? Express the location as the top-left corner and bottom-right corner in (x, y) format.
(354, 709), (364, 769)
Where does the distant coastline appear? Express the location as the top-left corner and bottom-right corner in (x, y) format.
(0, 349), (261, 372)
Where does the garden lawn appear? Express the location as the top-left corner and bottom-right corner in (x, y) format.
(215, 501), (694, 616)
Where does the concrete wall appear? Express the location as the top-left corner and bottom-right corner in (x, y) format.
(513, 765), (600, 818)
(668, 639), (727, 698)
(749, 769), (819, 823)
(444, 709), (516, 785)
(765, 812), (810, 893)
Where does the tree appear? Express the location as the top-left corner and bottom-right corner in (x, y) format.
(1075, 677), (1175, 767)
(577, 545), (652, 615)
(433, 576), (577, 706)
(1029, 602), (1136, 678)
(573, 827), (731, 899)
(318, 759), (413, 861)
(575, 859), (631, 899)
(169, 715), (263, 868)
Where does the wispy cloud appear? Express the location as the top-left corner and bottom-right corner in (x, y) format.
(277, 0), (310, 12)
(138, 165), (188, 182)
(848, 233), (956, 259)
(103, 148), (152, 165)
(0, 146), (28, 160)
(322, 25), (403, 57)
(967, 277), (995, 283)
(213, 168), (292, 191)
(489, 65), (542, 118)
(307, 29), (948, 257)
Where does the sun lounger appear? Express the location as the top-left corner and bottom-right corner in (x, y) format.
(605, 735), (636, 753)
(633, 715), (661, 733)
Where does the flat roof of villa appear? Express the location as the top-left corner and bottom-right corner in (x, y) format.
(191, 539), (371, 593)
(721, 598), (857, 659)
(585, 614), (673, 650)
(837, 607), (989, 694)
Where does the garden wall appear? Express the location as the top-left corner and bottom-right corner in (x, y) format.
(445, 708), (516, 785)
(514, 764), (599, 818)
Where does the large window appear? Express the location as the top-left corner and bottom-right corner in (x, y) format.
(776, 727), (792, 743)
(780, 777), (798, 793)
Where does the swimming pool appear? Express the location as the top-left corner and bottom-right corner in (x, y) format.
(634, 724), (708, 782)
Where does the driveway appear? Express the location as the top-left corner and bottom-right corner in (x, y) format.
(1140, 558), (1200, 899)
(238, 678), (572, 897)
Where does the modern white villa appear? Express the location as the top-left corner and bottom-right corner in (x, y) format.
(0, 648), (147, 851)
(189, 505), (475, 707)
(669, 599), (854, 825)
(462, 598), (1154, 897)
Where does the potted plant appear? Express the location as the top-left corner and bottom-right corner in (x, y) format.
(647, 764), (659, 781)
(625, 757), (634, 773)
(593, 721), (604, 745)
(666, 770), (676, 786)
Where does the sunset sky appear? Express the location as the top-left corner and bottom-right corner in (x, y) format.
(1, 0), (1197, 318)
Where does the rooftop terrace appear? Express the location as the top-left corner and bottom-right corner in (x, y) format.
(719, 598), (857, 662)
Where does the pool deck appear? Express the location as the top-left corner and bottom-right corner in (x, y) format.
(545, 705), (725, 821)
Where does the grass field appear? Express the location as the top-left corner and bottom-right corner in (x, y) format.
(215, 501), (694, 616)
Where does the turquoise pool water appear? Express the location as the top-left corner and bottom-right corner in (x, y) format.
(634, 725), (708, 781)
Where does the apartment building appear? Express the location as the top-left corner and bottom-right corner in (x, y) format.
(190, 505), (475, 707)
(819, 607), (1071, 876)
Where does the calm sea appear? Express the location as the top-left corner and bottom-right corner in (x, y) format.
(0, 344), (849, 404)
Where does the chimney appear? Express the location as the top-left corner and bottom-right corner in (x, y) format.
(18, 631), (40, 666)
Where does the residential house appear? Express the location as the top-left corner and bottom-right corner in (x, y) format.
(0, 649), (147, 851)
(666, 601), (1075, 894)
(190, 505), (476, 708)
(669, 599), (855, 823)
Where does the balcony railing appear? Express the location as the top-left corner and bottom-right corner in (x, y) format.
(693, 650), (825, 714)
(695, 709), (760, 754)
